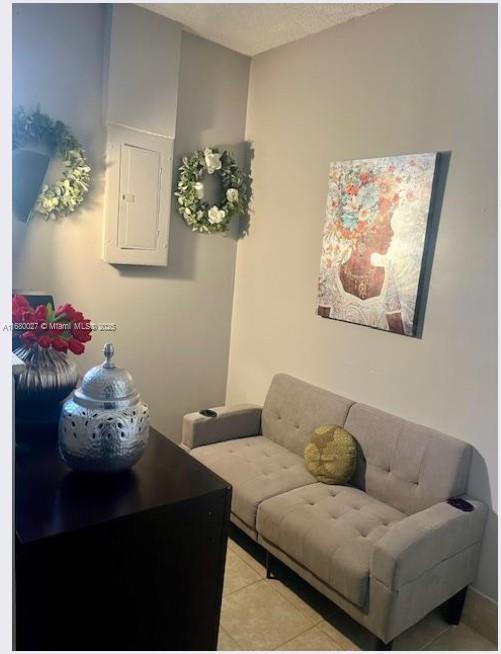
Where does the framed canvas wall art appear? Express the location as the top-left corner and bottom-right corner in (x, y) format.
(317, 153), (441, 336)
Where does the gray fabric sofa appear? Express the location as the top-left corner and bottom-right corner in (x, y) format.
(182, 373), (487, 648)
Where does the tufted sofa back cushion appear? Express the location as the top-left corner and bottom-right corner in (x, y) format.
(345, 403), (472, 515)
(262, 374), (354, 457)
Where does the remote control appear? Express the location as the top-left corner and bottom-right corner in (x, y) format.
(200, 409), (218, 418)
(447, 497), (474, 512)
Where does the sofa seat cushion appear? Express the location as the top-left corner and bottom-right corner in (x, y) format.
(191, 436), (317, 530)
(257, 484), (405, 607)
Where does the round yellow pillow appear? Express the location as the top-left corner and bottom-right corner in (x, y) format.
(304, 424), (357, 484)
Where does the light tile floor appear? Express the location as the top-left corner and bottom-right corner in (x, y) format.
(218, 529), (497, 651)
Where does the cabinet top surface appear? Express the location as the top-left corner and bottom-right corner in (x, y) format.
(15, 429), (230, 545)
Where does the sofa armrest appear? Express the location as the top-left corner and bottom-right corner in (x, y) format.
(182, 404), (262, 450)
(372, 497), (487, 590)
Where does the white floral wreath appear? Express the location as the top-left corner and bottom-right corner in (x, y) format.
(175, 147), (249, 233)
(13, 106), (91, 220)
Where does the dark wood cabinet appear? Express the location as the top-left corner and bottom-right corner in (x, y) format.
(15, 429), (231, 651)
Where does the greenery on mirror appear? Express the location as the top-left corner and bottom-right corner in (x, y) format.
(13, 106), (91, 220)
(175, 147), (249, 233)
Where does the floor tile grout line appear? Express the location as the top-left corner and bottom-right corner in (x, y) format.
(221, 578), (327, 651)
(272, 621), (333, 651)
(223, 577), (264, 598)
(226, 544), (320, 623)
(228, 544), (266, 573)
(424, 628), (452, 652)
(227, 542), (357, 649)
(269, 583), (324, 626)
(274, 621), (356, 652)
(218, 624), (239, 651)
(223, 546), (264, 597)
(417, 624), (453, 651)
(421, 623), (498, 652)
(218, 620), (246, 652)
(228, 542), (325, 625)
(227, 544), (265, 571)
(316, 621), (360, 651)
(229, 541), (355, 623)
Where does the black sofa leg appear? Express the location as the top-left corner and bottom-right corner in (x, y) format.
(265, 551), (276, 580)
(443, 587), (468, 625)
(375, 638), (393, 650)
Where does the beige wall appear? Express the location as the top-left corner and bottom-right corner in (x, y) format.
(227, 4), (497, 599)
(13, 0), (498, 602)
(13, 4), (250, 440)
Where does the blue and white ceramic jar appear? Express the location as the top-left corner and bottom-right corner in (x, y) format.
(59, 343), (150, 473)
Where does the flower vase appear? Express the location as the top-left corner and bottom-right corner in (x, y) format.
(14, 344), (79, 447)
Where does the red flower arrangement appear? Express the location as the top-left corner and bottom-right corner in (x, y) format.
(12, 295), (92, 355)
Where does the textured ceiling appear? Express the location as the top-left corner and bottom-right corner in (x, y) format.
(138, 4), (391, 56)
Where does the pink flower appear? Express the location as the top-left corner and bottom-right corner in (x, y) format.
(68, 338), (85, 355)
(56, 303), (76, 321)
(33, 305), (48, 322)
(12, 295), (32, 323)
(20, 332), (37, 346)
(52, 338), (68, 353)
(38, 335), (52, 348)
(71, 319), (92, 343)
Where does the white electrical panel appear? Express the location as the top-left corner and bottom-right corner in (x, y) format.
(103, 124), (173, 266)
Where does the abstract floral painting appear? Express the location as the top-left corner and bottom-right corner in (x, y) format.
(317, 153), (439, 336)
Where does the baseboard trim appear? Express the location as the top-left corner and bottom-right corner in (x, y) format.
(462, 587), (497, 644)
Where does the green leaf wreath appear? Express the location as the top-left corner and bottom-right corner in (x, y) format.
(175, 147), (249, 233)
(13, 106), (91, 220)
